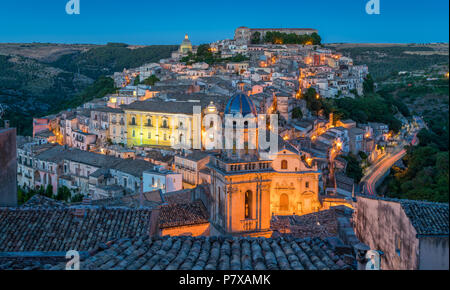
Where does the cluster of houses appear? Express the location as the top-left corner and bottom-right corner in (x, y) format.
(22, 32), (396, 206)
(1, 29), (446, 270)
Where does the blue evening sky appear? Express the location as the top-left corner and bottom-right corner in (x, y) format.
(0, 0), (448, 45)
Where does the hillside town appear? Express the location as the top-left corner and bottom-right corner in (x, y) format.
(0, 27), (448, 271)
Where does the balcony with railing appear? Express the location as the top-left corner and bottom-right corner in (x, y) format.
(240, 219), (258, 232)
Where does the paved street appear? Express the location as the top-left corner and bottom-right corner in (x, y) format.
(360, 121), (421, 196)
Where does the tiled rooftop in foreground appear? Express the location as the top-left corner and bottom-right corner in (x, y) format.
(49, 235), (356, 270)
(0, 207), (152, 252)
(358, 195), (449, 236)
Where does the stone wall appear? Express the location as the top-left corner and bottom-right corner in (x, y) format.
(354, 196), (420, 270)
(0, 128), (17, 207)
(419, 236), (449, 270)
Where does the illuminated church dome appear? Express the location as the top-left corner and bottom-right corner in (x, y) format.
(179, 34), (193, 54)
(224, 89), (257, 117)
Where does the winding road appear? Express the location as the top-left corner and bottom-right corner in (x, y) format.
(361, 131), (419, 196)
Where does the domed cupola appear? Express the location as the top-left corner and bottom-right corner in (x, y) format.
(224, 83), (257, 117)
(179, 34), (193, 54)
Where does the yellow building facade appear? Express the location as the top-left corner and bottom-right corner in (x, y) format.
(125, 111), (197, 148)
(122, 100), (205, 149)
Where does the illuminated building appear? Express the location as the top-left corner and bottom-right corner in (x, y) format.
(179, 34), (193, 54)
(123, 100), (209, 148)
(208, 89), (321, 237)
(234, 27), (318, 45)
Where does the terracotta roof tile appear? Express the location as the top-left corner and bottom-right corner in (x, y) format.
(0, 207), (152, 252)
(159, 200), (209, 228)
(48, 235), (355, 270)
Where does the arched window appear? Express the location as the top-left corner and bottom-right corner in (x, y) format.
(179, 134), (183, 143)
(244, 190), (252, 219)
(280, 194), (289, 211)
(281, 160), (288, 169)
(132, 130), (135, 137)
(163, 119), (168, 128)
(131, 117), (136, 125)
(147, 118), (152, 126)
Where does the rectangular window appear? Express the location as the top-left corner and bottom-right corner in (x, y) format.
(305, 181), (310, 188)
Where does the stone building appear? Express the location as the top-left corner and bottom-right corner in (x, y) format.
(0, 122), (17, 207)
(173, 150), (210, 188)
(234, 27), (318, 45)
(354, 195), (449, 270)
(207, 91), (322, 237)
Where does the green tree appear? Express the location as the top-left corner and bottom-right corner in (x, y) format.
(251, 32), (261, 44)
(363, 74), (375, 95)
(71, 193), (84, 203)
(311, 32), (322, 45)
(343, 154), (363, 183)
(142, 75), (160, 86)
(196, 44), (212, 58)
(56, 186), (72, 202)
(44, 184), (53, 198)
(292, 107), (303, 119)
(133, 75), (140, 86)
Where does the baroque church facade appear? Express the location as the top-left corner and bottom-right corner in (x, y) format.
(207, 89), (322, 237)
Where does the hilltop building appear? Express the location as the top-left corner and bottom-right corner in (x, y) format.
(235, 27), (318, 45)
